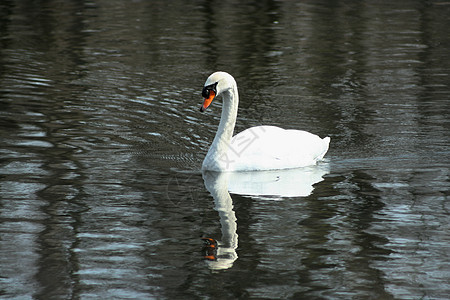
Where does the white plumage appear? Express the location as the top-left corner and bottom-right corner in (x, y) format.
(200, 72), (330, 172)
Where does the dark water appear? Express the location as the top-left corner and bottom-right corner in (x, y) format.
(1, 0), (449, 299)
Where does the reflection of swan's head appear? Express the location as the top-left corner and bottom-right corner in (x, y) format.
(201, 171), (238, 270)
(202, 237), (238, 271)
(200, 71), (236, 112)
(205, 249), (238, 271)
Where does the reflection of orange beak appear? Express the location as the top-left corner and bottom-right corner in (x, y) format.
(200, 91), (216, 112)
(201, 237), (218, 261)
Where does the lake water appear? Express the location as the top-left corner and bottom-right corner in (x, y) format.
(0, 1), (449, 299)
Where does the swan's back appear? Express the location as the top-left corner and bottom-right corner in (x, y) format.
(228, 126), (330, 171)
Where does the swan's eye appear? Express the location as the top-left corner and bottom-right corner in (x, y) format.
(202, 82), (218, 98)
(202, 87), (211, 98)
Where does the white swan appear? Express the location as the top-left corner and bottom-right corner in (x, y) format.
(200, 71), (330, 172)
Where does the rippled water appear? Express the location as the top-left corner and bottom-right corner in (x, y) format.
(1, 1), (449, 299)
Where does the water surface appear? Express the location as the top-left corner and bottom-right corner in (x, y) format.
(0, 1), (449, 299)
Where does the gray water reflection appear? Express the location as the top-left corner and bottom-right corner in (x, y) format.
(201, 166), (329, 270)
(0, 0), (449, 299)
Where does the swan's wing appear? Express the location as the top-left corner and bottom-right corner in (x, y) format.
(229, 126), (329, 170)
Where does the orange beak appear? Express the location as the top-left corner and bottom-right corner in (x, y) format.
(200, 90), (216, 112)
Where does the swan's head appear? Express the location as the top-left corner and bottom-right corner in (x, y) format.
(200, 71), (236, 112)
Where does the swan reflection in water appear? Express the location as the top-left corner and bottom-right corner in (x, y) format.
(201, 164), (330, 270)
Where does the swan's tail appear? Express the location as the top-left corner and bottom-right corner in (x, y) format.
(317, 136), (330, 160)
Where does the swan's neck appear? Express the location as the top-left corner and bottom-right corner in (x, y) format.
(204, 87), (239, 170)
(214, 89), (238, 148)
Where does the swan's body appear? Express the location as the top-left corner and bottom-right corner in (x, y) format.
(200, 72), (330, 172)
